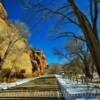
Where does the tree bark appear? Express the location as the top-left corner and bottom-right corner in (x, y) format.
(83, 60), (92, 78)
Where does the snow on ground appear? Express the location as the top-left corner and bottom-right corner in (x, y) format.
(55, 75), (100, 100)
(0, 76), (42, 90)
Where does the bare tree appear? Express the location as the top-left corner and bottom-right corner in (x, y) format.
(53, 38), (94, 79)
(46, 63), (63, 74)
(68, 0), (100, 77)
(19, 0), (100, 77)
(63, 58), (83, 81)
(13, 21), (31, 39)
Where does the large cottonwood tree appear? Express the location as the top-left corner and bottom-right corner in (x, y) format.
(19, 0), (100, 76)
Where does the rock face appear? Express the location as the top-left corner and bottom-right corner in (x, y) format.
(0, 3), (46, 79)
(29, 49), (46, 76)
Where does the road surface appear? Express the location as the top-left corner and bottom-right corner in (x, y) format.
(0, 75), (65, 100)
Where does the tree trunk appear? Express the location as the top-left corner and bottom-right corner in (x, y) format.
(83, 60), (92, 78)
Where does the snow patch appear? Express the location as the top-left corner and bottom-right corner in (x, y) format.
(0, 76), (42, 90)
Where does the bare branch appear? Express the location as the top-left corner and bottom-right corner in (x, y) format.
(90, 0), (94, 24)
(28, 3), (80, 27)
(56, 5), (69, 12)
(93, 0), (98, 39)
(50, 32), (86, 42)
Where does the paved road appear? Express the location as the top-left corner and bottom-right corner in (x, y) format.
(0, 75), (65, 100)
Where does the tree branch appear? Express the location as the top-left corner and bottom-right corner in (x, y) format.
(90, 0), (94, 24)
(93, 0), (98, 39)
(28, 3), (80, 27)
(50, 32), (86, 42)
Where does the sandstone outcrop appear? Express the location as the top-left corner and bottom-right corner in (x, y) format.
(0, 3), (46, 80)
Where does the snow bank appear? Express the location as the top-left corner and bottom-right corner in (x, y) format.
(0, 76), (42, 90)
(55, 75), (100, 100)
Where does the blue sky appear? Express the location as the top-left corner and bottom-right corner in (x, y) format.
(2, 0), (67, 64)
(2, 0), (100, 64)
